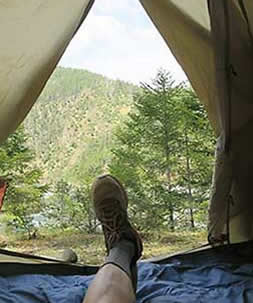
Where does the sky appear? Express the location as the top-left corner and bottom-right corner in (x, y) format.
(59, 0), (187, 85)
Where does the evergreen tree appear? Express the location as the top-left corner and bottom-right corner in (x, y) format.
(109, 70), (215, 231)
(175, 89), (215, 229)
(0, 126), (47, 238)
(110, 70), (183, 231)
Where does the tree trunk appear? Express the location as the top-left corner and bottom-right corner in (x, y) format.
(169, 201), (175, 231)
(189, 207), (195, 229)
(163, 119), (176, 231)
(87, 207), (94, 233)
(185, 129), (195, 229)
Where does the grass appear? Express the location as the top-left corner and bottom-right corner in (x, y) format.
(1, 229), (207, 265)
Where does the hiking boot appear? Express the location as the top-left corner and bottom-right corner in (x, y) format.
(92, 174), (143, 262)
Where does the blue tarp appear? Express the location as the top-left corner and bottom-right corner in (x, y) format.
(1, 256), (253, 303)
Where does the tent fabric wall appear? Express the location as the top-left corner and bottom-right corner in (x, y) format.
(207, 0), (253, 244)
(0, 0), (94, 144)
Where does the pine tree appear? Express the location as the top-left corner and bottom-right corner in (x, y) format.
(109, 70), (215, 231)
(0, 126), (47, 238)
(110, 70), (183, 231)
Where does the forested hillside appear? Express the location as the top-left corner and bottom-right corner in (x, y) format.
(24, 67), (138, 183)
(1, 67), (215, 242)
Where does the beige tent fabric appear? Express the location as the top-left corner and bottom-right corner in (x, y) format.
(0, 0), (93, 143)
(0, 250), (80, 264)
(208, 0), (253, 243)
(0, 254), (61, 265)
(140, 0), (253, 244)
(241, 0), (253, 35)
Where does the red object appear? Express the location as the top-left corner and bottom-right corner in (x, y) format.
(0, 179), (7, 211)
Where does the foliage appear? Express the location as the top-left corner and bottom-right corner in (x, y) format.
(109, 70), (215, 231)
(174, 89), (215, 228)
(0, 66), (215, 255)
(45, 167), (101, 233)
(19, 67), (139, 233)
(24, 67), (138, 183)
(8, 67), (215, 236)
(0, 127), (47, 239)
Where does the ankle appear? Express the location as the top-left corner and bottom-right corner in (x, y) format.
(103, 239), (138, 291)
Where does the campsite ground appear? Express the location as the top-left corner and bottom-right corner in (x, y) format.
(0, 229), (207, 264)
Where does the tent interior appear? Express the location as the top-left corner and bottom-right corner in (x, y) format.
(1, 0), (253, 302)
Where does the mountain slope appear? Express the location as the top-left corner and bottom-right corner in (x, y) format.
(24, 67), (138, 183)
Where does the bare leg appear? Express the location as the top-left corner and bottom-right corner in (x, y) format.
(83, 175), (143, 303)
(83, 264), (135, 303)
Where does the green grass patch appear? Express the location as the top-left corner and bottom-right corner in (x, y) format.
(2, 229), (207, 265)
